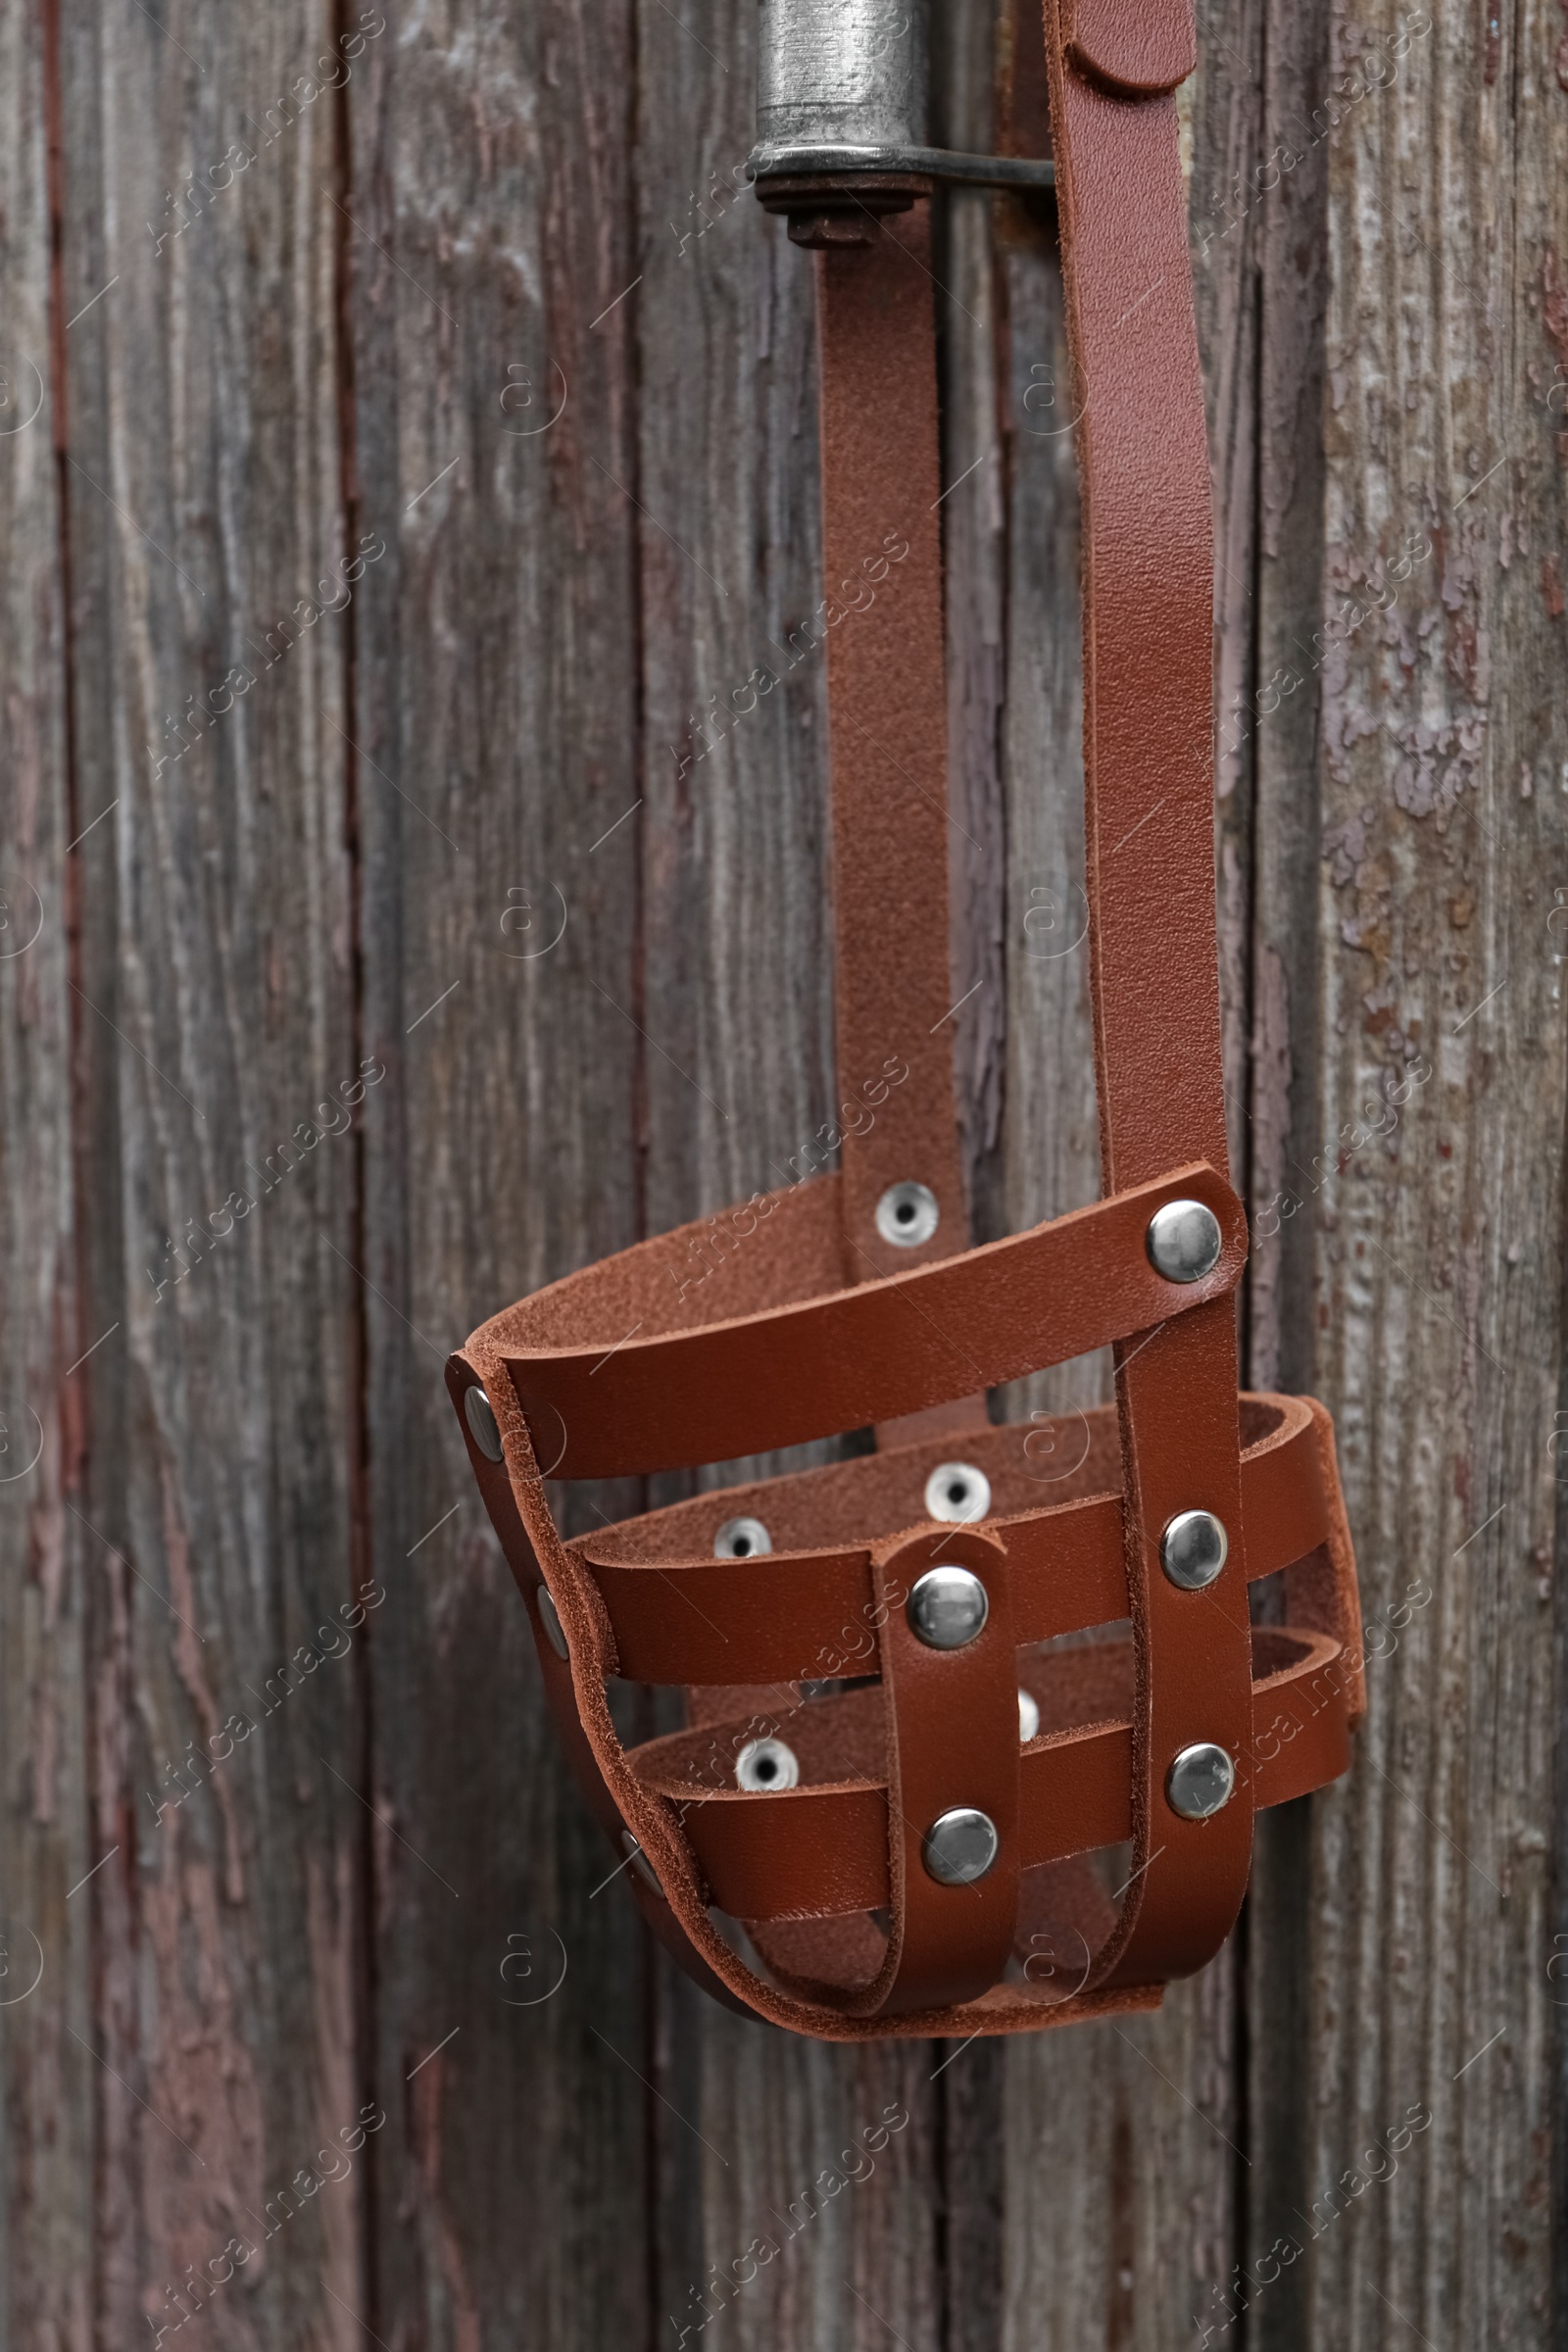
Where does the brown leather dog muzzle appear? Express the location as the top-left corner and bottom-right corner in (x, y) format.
(446, 0), (1363, 2041)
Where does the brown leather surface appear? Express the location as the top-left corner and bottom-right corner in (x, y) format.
(580, 1395), (1330, 1686)
(870, 1530), (1021, 2014)
(1062, 0), (1197, 95)
(491, 1159), (1245, 1479)
(626, 1624), (1349, 1924)
(1041, 0), (1254, 1990)
(440, 0), (1363, 2039)
(815, 207), (969, 1284)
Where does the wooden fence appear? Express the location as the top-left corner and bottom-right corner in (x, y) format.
(1, 0), (1564, 2343)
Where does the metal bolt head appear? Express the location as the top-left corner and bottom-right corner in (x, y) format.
(735, 1737), (800, 1792)
(715, 1515), (772, 1560)
(875, 1180), (940, 1249)
(465, 1383), (505, 1462)
(1146, 1198), (1223, 1284)
(923, 1460), (992, 1525)
(536, 1587), (569, 1660)
(907, 1565), (990, 1650)
(1165, 1742), (1237, 1821)
(1018, 1687), (1040, 1743)
(922, 1807), (1000, 1886)
(1159, 1509), (1229, 1591)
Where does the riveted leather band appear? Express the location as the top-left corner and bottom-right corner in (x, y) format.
(444, 0), (1362, 2039)
(1035, 0), (1256, 1993)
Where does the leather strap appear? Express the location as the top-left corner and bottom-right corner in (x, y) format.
(495, 1159), (1245, 1478)
(867, 1529), (1020, 2015)
(1063, 0), (1197, 96)
(577, 1396), (1331, 1685)
(631, 1624), (1349, 1925)
(815, 206), (969, 1284)
(1040, 0), (1254, 1991)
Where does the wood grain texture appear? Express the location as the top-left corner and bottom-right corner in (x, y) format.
(56, 0), (370, 2342)
(346, 0), (652, 2343)
(0, 0), (89, 2335)
(2, 0), (1564, 2344)
(1249, 0), (1568, 2344)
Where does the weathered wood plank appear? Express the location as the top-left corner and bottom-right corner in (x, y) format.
(1247, 0), (1568, 2341)
(0, 0), (91, 2335)
(347, 1), (653, 2343)
(57, 0), (369, 2336)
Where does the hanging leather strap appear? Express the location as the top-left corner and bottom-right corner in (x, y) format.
(1041, 0), (1256, 1988)
(816, 204), (968, 1284)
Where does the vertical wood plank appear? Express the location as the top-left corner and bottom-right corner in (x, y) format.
(57, 0), (375, 2337)
(71, 0), (379, 2334)
(0, 0), (90, 2334)
(1235, 2), (1343, 2342)
(1246, 0), (1568, 2341)
(348, 0), (653, 2343)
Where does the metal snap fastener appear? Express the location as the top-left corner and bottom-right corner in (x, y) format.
(906, 1565), (990, 1650)
(1159, 1509), (1229, 1591)
(464, 1383), (505, 1462)
(923, 1460), (992, 1525)
(1018, 1687), (1040, 1742)
(1145, 1199), (1223, 1284)
(536, 1587), (569, 1659)
(714, 1515), (772, 1560)
(736, 1737), (800, 1792)
(922, 1807), (1000, 1886)
(1166, 1742), (1237, 1821)
(620, 1831), (663, 1894)
(875, 1180), (940, 1249)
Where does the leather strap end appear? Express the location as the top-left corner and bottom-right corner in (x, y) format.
(1062, 0), (1197, 96)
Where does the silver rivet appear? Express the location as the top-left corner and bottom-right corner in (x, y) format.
(1166, 1742), (1237, 1821)
(1159, 1510), (1229, 1591)
(715, 1515), (772, 1560)
(922, 1807), (1000, 1886)
(907, 1565), (989, 1650)
(736, 1737), (800, 1792)
(465, 1383), (505, 1462)
(536, 1587), (569, 1659)
(1146, 1199), (1223, 1284)
(620, 1831), (663, 1894)
(924, 1460), (992, 1525)
(875, 1180), (940, 1249)
(1018, 1688), (1040, 1742)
